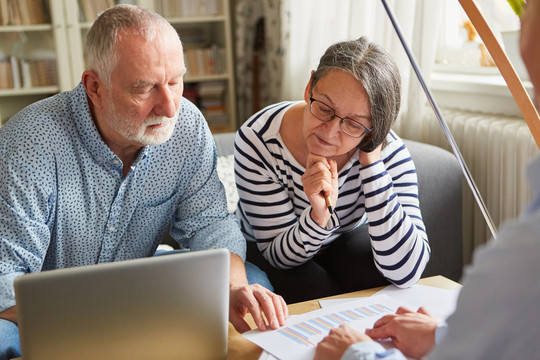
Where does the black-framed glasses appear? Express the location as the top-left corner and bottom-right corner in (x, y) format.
(309, 96), (372, 138)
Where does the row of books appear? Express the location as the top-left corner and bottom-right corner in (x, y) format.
(0, 0), (50, 26)
(200, 81), (228, 126)
(155, 0), (223, 18)
(184, 45), (226, 77)
(78, 0), (115, 22)
(0, 56), (57, 89)
(0, 0), (224, 26)
(183, 81), (228, 127)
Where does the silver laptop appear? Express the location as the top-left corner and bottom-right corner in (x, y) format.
(14, 248), (230, 360)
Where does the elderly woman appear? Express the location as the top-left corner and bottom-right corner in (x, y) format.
(234, 37), (430, 303)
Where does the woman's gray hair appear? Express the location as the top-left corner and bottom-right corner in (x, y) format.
(311, 37), (401, 150)
(84, 4), (175, 87)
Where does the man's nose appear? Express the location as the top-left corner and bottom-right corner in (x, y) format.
(154, 86), (178, 118)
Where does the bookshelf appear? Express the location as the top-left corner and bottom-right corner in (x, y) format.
(0, 0), (237, 133)
(143, 0), (237, 133)
(0, 0), (70, 122)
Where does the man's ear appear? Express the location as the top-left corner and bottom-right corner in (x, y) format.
(81, 70), (104, 108)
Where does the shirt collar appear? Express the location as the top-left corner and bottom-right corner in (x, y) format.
(69, 82), (151, 169)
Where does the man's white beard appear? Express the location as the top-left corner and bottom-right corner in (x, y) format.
(130, 115), (178, 146)
(104, 99), (178, 146)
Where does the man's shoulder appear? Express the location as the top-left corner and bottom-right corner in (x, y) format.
(4, 90), (73, 129)
(179, 97), (204, 120)
(170, 98), (208, 140)
(3, 95), (69, 139)
(156, 99), (214, 159)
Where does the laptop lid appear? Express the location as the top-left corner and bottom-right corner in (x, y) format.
(14, 248), (230, 360)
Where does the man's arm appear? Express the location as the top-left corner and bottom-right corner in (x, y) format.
(228, 253), (287, 333)
(0, 306), (17, 324)
(365, 306), (439, 359)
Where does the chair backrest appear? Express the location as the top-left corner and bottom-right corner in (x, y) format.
(404, 139), (463, 281)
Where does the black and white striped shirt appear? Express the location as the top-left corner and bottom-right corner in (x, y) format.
(234, 102), (430, 287)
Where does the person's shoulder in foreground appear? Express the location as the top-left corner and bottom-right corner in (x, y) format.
(426, 154), (540, 359)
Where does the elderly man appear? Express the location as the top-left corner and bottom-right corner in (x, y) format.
(0, 5), (287, 359)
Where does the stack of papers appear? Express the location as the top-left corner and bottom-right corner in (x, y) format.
(243, 284), (461, 360)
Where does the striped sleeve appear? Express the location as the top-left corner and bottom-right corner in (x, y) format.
(361, 136), (430, 288)
(234, 125), (339, 269)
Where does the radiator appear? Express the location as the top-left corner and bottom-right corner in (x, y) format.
(412, 107), (538, 263)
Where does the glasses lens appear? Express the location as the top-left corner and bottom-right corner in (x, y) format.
(311, 100), (334, 121)
(342, 118), (367, 137)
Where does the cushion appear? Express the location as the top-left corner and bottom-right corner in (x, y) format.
(216, 154), (239, 213)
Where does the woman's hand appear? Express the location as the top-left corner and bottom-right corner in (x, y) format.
(358, 142), (382, 166)
(301, 153), (338, 227)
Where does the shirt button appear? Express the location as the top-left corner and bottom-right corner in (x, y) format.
(113, 159), (120, 165)
(108, 225), (115, 232)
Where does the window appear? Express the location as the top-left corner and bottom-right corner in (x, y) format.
(431, 0), (530, 117)
(435, 0), (519, 72)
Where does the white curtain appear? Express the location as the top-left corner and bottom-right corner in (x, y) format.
(279, 0), (443, 143)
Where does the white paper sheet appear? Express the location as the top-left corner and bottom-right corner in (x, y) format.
(319, 284), (461, 320)
(244, 294), (411, 360)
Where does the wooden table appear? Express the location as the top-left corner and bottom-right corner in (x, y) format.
(226, 275), (461, 360)
(14, 275), (459, 360)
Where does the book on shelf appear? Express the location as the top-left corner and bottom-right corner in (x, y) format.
(0, 58), (14, 89)
(26, 58), (57, 87)
(198, 81), (228, 126)
(78, 0), (115, 22)
(3, 56), (59, 88)
(184, 45), (225, 77)
(178, 26), (211, 48)
(0, 0), (9, 25)
(10, 55), (20, 88)
(182, 84), (199, 105)
(0, 56), (21, 89)
(198, 81), (226, 97)
(3, 0), (50, 25)
(155, 0), (223, 17)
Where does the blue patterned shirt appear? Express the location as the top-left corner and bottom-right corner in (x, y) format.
(0, 83), (245, 311)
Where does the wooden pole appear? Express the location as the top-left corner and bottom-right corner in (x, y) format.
(459, 0), (540, 150)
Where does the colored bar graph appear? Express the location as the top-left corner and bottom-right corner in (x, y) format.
(277, 327), (316, 346)
(276, 303), (393, 346)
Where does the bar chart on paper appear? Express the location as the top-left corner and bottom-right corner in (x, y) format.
(243, 294), (409, 360)
(278, 303), (392, 346)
